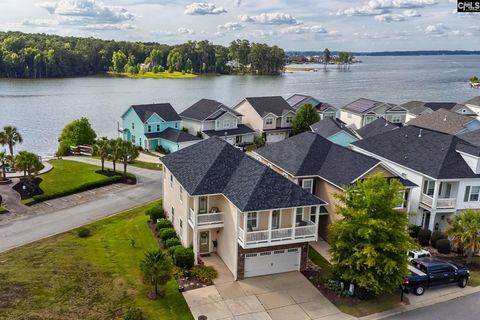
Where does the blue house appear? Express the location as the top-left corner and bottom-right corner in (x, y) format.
(121, 103), (200, 153)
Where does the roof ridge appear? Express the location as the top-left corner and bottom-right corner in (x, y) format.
(192, 141), (231, 194)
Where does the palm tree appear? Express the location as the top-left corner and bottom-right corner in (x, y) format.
(0, 126), (23, 157)
(447, 209), (480, 264)
(140, 250), (171, 298)
(0, 151), (7, 181)
(109, 138), (122, 173)
(15, 151), (42, 186)
(118, 140), (139, 177)
(95, 137), (111, 172)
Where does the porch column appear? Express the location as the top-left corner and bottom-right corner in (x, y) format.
(243, 212), (248, 244)
(428, 211), (437, 232)
(315, 206), (320, 238)
(432, 180), (440, 210)
(268, 210), (272, 243)
(193, 227), (199, 265)
(292, 207), (296, 239)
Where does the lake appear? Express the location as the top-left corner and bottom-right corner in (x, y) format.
(0, 55), (479, 156)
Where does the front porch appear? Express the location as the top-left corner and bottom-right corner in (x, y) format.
(417, 208), (455, 232)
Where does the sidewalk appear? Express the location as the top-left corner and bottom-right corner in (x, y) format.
(310, 239), (332, 263)
(5, 161), (53, 179)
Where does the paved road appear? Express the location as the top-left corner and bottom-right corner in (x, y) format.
(385, 292), (480, 320)
(0, 157), (163, 253)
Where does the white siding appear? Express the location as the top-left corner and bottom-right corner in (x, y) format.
(340, 111), (363, 129)
(181, 119), (203, 136)
(216, 200), (239, 279)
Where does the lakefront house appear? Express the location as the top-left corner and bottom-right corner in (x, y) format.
(233, 96), (296, 144)
(180, 98), (255, 146)
(401, 100), (476, 122)
(340, 98), (407, 129)
(161, 137), (325, 279)
(352, 125), (480, 232)
(286, 94), (338, 119)
(121, 103), (200, 153)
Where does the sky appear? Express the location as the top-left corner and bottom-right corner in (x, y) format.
(0, 0), (478, 51)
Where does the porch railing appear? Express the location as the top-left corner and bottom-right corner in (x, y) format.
(421, 194), (456, 209)
(188, 208), (224, 227)
(238, 222), (316, 247)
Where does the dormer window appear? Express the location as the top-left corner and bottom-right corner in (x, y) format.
(224, 119), (230, 128)
(156, 124), (160, 131)
(232, 118), (237, 127)
(132, 122), (135, 129)
(286, 116), (293, 124)
(266, 117), (273, 125)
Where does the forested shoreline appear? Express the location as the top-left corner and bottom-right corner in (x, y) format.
(0, 31), (285, 78)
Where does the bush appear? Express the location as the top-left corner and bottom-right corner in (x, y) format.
(146, 206), (164, 222)
(191, 265), (218, 283)
(254, 135), (265, 148)
(157, 218), (173, 231)
(173, 247), (194, 269)
(160, 228), (178, 242)
(431, 231), (447, 248)
(168, 244), (183, 256)
(408, 224), (421, 238)
(196, 131), (203, 139)
(124, 307), (144, 320)
(436, 239), (451, 254)
(166, 238), (181, 248)
(77, 227), (91, 238)
(417, 229), (432, 247)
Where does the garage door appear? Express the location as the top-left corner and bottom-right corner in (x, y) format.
(266, 132), (285, 143)
(244, 248), (300, 278)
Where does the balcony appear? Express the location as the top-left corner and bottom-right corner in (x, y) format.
(420, 194), (456, 209)
(188, 208), (224, 229)
(238, 222), (317, 248)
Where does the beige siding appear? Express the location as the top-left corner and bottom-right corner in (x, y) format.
(340, 110), (363, 129)
(234, 100), (264, 132)
(281, 111), (295, 128)
(216, 199), (238, 278)
(315, 179), (343, 240)
(263, 113), (278, 130)
(361, 165), (396, 179)
(281, 209), (293, 228)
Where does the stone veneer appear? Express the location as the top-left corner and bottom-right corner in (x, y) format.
(236, 242), (308, 280)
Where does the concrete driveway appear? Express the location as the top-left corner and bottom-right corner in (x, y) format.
(183, 255), (354, 320)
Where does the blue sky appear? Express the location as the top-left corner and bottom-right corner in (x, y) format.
(0, 0), (478, 51)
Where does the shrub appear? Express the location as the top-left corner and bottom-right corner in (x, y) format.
(160, 228), (178, 242)
(166, 238), (181, 248)
(408, 224), (421, 238)
(146, 206), (164, 222)
(436, 239), (451, 254)
(173, 247), (194, 269)
(196, 131), (203, 139)
(77, 227), (91, 238)
(168, 244), (183, 256)
(124, 307), (144, 320)
(157, 218), (173, 231)
(191, 265), (218, 283)
(431, 231), (447, 248)
(355, 286), (376, 300)
(417, 229), (432, 247)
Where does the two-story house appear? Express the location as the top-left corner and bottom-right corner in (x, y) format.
(286, 94), (338, 119)
(180, 99), (255, 146)
(407, 108), (480, 136)
(253, 132), (416, 240)
(340, 98), (407, 130)
(310, 117), (359, 147)
(355, 117), (402, 139)
(352, 125), (480, 232)
(161, 137), (325, 279)
(401, 101), (476, 122)
(121, 103), (200, 153)
(233, 96), (296, 143)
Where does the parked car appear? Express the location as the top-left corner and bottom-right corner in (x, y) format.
(407, 249), (431, 261)
(404, 257), (470, 296)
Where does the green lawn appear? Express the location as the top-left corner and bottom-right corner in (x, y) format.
(127, 160), (162, 171)
(22, 159), (127, 204)
(108, 71), (196, 79)
(0, 201), (192, 320)
(308, 246), (408, 317)
(0, 206), (7, 214)
(469, 256), (480, 287)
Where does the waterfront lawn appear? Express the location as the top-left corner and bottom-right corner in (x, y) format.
(0, 201), (192, 320)
(109, 71), (196, 79)
(21, 159), (125, 204)
(308, 246), (408, 317)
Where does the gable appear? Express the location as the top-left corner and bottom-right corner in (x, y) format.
(146, 112), (165, 123)
(121, 107), (142, 123)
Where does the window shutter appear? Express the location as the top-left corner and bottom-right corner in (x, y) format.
(464, 186), (470, 202)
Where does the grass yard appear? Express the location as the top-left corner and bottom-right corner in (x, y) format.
(0, 201), (192, 320)
(468, 256), (480, 287)
(128, 160), (162, 171)
(108, 71), (197, 79)
(308, 246), (408, 317)
(21, 159), (127, 204)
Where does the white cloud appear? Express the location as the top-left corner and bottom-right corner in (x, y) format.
(374, 9), (420, 22)
(337, 0), (437, 16)
(239, 12), (302, 25)
(353, 30), (412, 39)
(424, 23), (449, 36)
(178, 27), (195, 34)
(217, 22), (244, 32)
(402, 9), (421, 17)
(280, 25), (328, 34)
(244, 29), (278, 38)
(336, 6), (388, 16)
(21, 18), (58, 27)
(184, 2), (227, 15)
(233, 0), (242, 6)
(82, 23), (137, 30)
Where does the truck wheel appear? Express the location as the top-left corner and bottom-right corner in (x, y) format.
(458, 277), (468, 288)
(414, 285), (425, 296)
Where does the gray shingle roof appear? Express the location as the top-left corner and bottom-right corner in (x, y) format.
(401, 101), (475, 116)
(353, 126), (480, 179)
(342, 98), (382, 114)
(286, 94), (337, 113)
(356, 117), (401, 139)
(407, 109), (474, 135)
(310, 118), (357, 139)
(464, 96), (480, 106)
(256, 132), (381, 188)
(145, 127), (201, 143)
(180, 99), (242, 121)
(458, 129), (480, 147)
(130, 103), (181, 122)
(202, 124), (255, 137)
(161, 137), (325, 211)
(243, 96), (295, 117)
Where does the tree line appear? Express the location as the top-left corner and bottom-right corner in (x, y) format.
(0, 32), (285, 78)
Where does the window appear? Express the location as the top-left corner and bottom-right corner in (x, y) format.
(216, 120), (221, 128)
(223, 118), (230, 128)
(170, 174), (173, 189)
(199, 196), (207, 213)
(147, 125), (152, 133)
(422, 180), (435, 196)
(179, 186), (183, 202)
(179, 219), (183, 238)
(247, 212), (258, 229)
(171, 206), (175, 224)
(132, 122), (135, 129)
(286, 116), (293, 124)
(175, 123), (178, 128)
(266, 117), (273, 125)
(296, 208), (303, 224)
(232, 118), (237, 127)
(364, 115), (376, 125)
(347, 113), (352, 119)
(465, 186), (480, 202)
(301, 179), (313, 193)
(391, 115), (402, 123)
(310, 206), (317, 223)
(132, 135), (136, 143)
(156, 124), (160, 131)
(272, 210), (280, 229)
(394, 192), (406, 209)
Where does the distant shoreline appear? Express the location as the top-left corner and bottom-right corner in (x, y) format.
(287, 51), (480, 57)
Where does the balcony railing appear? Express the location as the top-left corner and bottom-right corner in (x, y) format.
(420, 194), (456, 209)
(188, 208), (224, 228)
(238, 222), (316, 247)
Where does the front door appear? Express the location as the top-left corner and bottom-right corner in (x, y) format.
(199, 231), (210, 254)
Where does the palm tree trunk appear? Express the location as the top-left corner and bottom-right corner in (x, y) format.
(8, 144), (13, 157)
(124, 161), (127, 177)
(1, 164), (5, 181)
(112, 160), (116, 173)
(101, 157), (105, 172)
(154, 280), (158, 296)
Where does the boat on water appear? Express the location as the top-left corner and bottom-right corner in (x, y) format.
(471, 81), (480, 88)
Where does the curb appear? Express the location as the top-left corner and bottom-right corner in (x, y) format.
(359, 286), (480, 320)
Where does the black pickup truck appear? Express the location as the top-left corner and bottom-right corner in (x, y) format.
(404, 257), (470, 296)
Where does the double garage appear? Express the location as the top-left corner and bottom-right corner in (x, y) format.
(240, 245), (305, 279)
(265, 131), (287, 144)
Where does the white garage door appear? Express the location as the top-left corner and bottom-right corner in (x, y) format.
(244, 248), (300, 278)
(266, 132), (285, 143)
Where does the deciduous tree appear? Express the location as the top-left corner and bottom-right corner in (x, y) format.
(292, 104), (320, 134)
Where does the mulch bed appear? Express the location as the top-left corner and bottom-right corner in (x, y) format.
(95, 170), (137, 185)
(12, 178), (43, 200)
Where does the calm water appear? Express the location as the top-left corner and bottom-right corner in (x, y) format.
(0, 55), (479, 156)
